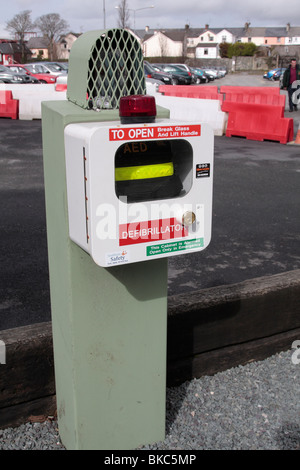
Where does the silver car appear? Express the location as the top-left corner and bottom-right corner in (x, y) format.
(25, 62), (67, 77)
(0, 65), (33, 83)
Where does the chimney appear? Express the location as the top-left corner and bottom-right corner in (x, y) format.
(245, 22), (250, 31)
(286, 23), (290, 32)
(145, 26), (149, 32)
(185, 24), (189, 30)
(205, 24), (209, 30)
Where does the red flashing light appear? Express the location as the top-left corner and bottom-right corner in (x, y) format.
(119, 95), (157, 124)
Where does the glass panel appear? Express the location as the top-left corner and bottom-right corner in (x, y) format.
(115, 139), (193, 203)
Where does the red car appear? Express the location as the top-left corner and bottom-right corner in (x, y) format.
(6, 64), (57, 84)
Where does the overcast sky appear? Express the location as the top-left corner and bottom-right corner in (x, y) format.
(1, 0), (299, 38)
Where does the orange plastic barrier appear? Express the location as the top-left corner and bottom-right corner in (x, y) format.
(220, 86), (284, 108)
(220, 86), (280, 96)
(222, 101), (293, 144)
(159, 85), (223, 102)
(222, 92), (285, 106)
(0, 90), (18, 119)
(55, 83), (67, 92)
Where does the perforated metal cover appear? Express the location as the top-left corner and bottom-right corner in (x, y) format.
(67, 29), (146, 111)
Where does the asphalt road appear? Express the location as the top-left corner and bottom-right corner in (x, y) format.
(0, 100), (300, 330)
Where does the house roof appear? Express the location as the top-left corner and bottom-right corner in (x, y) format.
(26, 37), (49, 49)
(195, 42), (219, 48)
(286, 26), (300, 36)
(0, 42), (31, 55)
(143, 29), (186, 42)
(264, 27), (287, 37)
(243, 27), (266, 37)
(137, 25), (300, 42)
(59, 32), (82, 41)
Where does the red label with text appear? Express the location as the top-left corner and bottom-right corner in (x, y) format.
(110, 125), (201, 141)
(119, 218), (188, 246)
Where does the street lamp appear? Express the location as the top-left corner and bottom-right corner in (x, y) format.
(115, 5), (154, 32)
(103, 0), (106, 28)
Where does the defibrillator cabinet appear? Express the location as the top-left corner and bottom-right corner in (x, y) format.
(64, 114), (214, 267)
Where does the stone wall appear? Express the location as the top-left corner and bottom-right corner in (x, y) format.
(188, 56), (269, 72)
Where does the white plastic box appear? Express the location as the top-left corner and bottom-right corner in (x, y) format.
(64, 119), (214, 267)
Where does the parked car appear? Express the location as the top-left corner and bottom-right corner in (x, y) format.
(45, 62), (69, 73)
(171, 63), (195, 82)
(153, 64), (192, 85)
(150, 63), (189, 85)
(201, 67), (219, 79)
(213, 65), (227, 76)
(263, 68), (285, 80)
(42, 62), (68, 74)
(22, 64), (57, 83)
(0, 65), (34, 84)
(207, 66), (226, 78)
(144, 61), (172, 85)
(273, 68), (286, 81)
(26, 62), (66, 77)
(5, 64), (48, 84)
(190, 67), (210, 83)
(193, 68), (214, 81)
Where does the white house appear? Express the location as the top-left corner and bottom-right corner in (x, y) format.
(284, 26), (300, 45)
(215, 29), (236, 44)
(142, 30), (184, 57)
(195, 43), (219, 59)
(57, 32), (81, 60)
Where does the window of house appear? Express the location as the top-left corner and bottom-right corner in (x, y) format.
(265, 39), (268, 44)
(204, 49), (208, 55)
(248, 37), (251, 42)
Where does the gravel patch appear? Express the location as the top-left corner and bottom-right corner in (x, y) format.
(0, 349), (299, 450)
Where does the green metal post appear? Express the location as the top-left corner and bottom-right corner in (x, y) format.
(41, 30), (170, 450)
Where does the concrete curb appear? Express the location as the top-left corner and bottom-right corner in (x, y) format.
(0, 269), (299, 429)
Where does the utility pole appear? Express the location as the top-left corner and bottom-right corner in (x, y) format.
(103, 0), (106, 29)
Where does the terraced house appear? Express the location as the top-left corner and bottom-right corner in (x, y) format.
(135, 23), (300, 60)
(2, 23), (299, 63)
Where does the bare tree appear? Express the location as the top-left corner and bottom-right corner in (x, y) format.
(158, 33), (168, 57)
(34, 13), (69, 61)
(117, 0), (131, 29)
(6, 10), (34, 62)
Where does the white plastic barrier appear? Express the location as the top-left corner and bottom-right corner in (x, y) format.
(146, 84), (227, 136)
(0, 83), (67, 120)
(56, 75), (68, 84)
